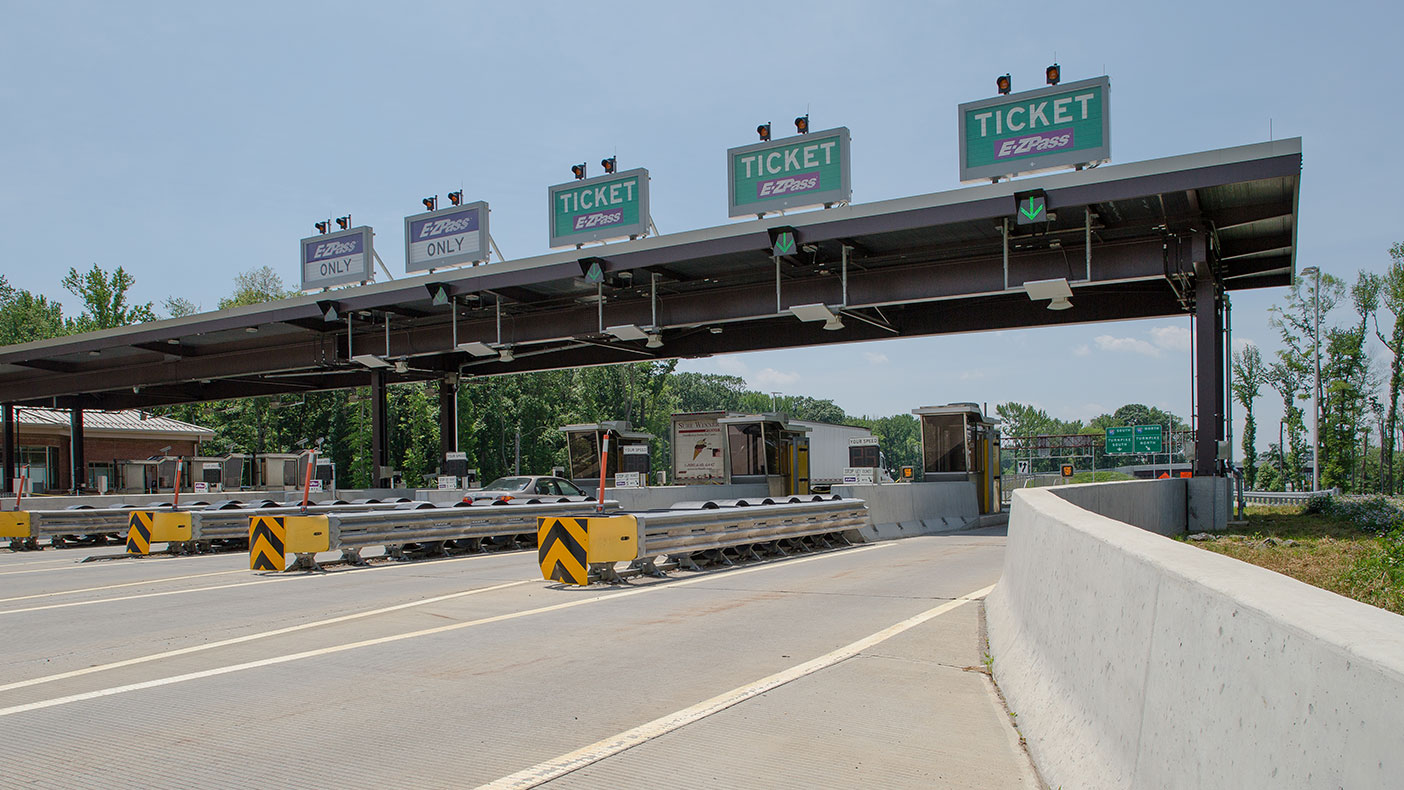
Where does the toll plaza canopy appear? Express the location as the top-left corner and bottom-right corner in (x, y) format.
(0, 138), (1299, 476)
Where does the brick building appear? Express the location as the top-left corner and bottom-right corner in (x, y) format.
(6, 408), (214, 494)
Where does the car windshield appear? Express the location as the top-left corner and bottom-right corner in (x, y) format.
(480, 477), (531, 492)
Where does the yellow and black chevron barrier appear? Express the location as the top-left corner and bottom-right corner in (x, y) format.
(126, 510), (155, 555)
(250, 514), (330, 571)
(537, 515), (638, 586)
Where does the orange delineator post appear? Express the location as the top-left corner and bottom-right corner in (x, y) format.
(596, 435), (610, 514)
(172, 458), (183, 508)
(301, 452), (316, 513)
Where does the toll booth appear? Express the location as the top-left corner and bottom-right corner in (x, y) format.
(257, 453), (302, 491)
(297, 456), (336, 490)
(154, 456), (190, 492)
(191, 456), (227, 492)
(670, 411), (738, 484)
(118, 459), (157, 493)
(716, 414), (812, 497)
(912, 403), (1002, 515)
(559, 421), (654, 489)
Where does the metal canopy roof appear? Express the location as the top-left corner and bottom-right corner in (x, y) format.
(0, 139), (1300, 411)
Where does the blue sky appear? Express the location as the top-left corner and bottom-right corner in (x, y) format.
(2, 1), (1399, 454)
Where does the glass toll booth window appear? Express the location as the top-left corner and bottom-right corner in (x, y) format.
(727, 423), (767, 476)
(922, 414), (969, 473)
(567, 431), (602, 481)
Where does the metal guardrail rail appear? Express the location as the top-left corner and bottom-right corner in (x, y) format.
(253, 499), (621, 571)
(3, 502), (179, 551)
(1239, 489), (1338, 507)
(537, 496), (871, 585)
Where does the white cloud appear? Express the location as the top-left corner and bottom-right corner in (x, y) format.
(1094, 334), (1160, 357)
(1073, 344), (1091, 357)
(716, 357), (748, 375)
(1150, 325), (1191, 352)
(753, 367), (800, 388)
(864, 352), (889, 364)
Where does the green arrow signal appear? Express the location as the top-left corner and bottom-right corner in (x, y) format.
(1020, 199), (1044, 221)
(585, 262), (603, 283)
(774, 233), (795, 255)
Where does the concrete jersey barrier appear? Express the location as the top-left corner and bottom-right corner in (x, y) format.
(986, 486), (1404, 789)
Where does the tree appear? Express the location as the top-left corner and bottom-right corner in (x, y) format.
(61, 264), (156, 332)
(1231, 344), (1266, 488)
(0, 275), (66, 346)
(1375, 244), (1404, 492)
(219, 266), (296, 309)
(1267, 358), (1306, 490)
(162, 296), (200, 318)
(1270, 269), (1344, 486)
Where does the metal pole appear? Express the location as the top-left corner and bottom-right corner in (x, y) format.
(775, 254), (782, 313)
(1002, 218), (1009, 290)
(1312, 270), (1321, 491)
(841, 244), (850, 307)
(650, 272), (658, 328)
(514, 427), (521, 476)
(1085, 207), (1092, 282)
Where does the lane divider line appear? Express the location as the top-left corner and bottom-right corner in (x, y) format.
(0, 544), (890, 718)
(0, 576), (311, 616)
(0, 579), (536, 694)
(0, 569), (246, 603)
(475, 582), (998, 790)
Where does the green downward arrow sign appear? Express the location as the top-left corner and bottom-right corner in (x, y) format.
(1020, 199), (1044, 221)
(774, 232), (795, 255)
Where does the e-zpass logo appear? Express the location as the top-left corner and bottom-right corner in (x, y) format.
(574, 209), (623, 231)
(757, 173), (819, 198)
(312, 239), (358, 259)
(417, 216), (477, 240)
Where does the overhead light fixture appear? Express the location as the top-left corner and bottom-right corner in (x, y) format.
(997, 73), (1012, 95)
(605, 324), (650, 342)
(757, 122), (771, 142)
(1024, 277), (1074, 311)
(497, 346), (515, 363)
(87, 350), (100, 357)
(645, 332), (663, 349)
(352, 354), (393, 369)
(823, 314), (844, 331)
(788, 302), (838, 323)
(245, 327), (259, 334)
(393, 358), (409, 374)
(1046, 63), (1061, 86)
(709, 326), (723, 334)
(457, 341), (497, 357)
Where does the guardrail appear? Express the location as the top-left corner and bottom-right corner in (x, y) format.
(123, 499), (422, 555)
(1238, 488), (1338, 507)
(3, 503), (178, 551)
(248, 499), (620, 571)
(537, 496), (870, 585)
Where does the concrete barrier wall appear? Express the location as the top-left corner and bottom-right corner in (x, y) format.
(986, 487), (1404, 789)
(832, 481), (976, 541)
(1049, 477), (1186, 536)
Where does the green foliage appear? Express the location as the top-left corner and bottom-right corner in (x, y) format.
(0, 275), (66, 346)
(218, 266), (296, 309)
(1232, 345), (1266, 488)
(61, 264), (156, 332)
(163, 296), (200, 318)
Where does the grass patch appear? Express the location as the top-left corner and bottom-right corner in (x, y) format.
(1183, 501), (1404, 615)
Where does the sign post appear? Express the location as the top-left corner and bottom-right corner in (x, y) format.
(958, 76), (1110, 182)
(548, 169), (649, 248)
(727, 127), (851, 218)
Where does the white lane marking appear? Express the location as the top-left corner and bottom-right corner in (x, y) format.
(0, 577), (310, 615)
(0, 578), (536, 694)
(0, 544), (890, 718)
(0, 554), (220, 575)
(476, 582), (998, 790)
(0, 569), (246, 603)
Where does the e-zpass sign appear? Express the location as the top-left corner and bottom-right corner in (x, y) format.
(300, 226), (373, 290)
(547, 168), (650, 248)
(404, 202), (490, 274)
(727, 127), (851, 218)
(957, 76), (1110, 182)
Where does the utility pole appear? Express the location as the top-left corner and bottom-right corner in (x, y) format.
(1300, 266), (1322, 491)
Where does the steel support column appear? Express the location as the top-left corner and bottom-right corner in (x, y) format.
(70, 407), (85, 493)
(1194, 244), (1223, 477)
(2, 404), (14, 495)
(370, 370), (390, 488)
(438, 375), (458, 460)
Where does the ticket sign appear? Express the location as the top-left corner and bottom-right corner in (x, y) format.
(728, 127), (851, 217)
(957, 76), (1110, 182)
(405, 202), (490, 273)
(300, 227), (373, 290)
(548, 168), (649, 247)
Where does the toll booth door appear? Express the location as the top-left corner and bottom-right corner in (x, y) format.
(794, 438), (810, 496)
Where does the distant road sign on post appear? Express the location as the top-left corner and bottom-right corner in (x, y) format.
(958, 76), (1110, 182)
(1105, 424), (1165, 455)
(300, 227), (373, 290)
(1105, 426), (1133, 454)
(727, 127), (851, 217)
(548, 168), (649, 248)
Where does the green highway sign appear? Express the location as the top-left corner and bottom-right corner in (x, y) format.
(727, 127), (851, 218)
(958, 76), (1110, 182)
(1105, 424), (1165, 455)
(1105, 426), (1133, 455)
(548, 168), (649, 248)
